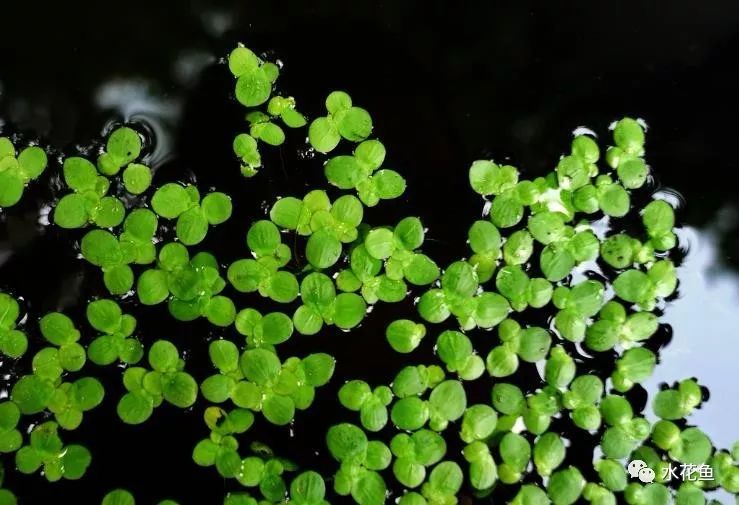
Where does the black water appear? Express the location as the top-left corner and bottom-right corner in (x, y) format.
(2, 1), (739, 503)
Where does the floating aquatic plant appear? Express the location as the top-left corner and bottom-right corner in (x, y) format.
(0, 43), (735, 505)
(0, 137), (47, 208)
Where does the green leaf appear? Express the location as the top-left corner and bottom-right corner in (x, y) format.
(0, 171), (23, 207)
(386, 320), (426, 353)
(617, 158), (648, 189)
(60, 444), (92, 479)
(372, 170), (406, 200)
(613, 117), (645, 155)
(107, 127), (142, 165)
(517, 326), (551, 363)
(652, 389), (686, 421)
(547, 466), (586, 505)
(247, 220), (282, 256)
(308, 117), (340, 153)
(71, 377), (105, 411)
(460, 405), (497, 443)
(152, 183), (191, 219)
(302, 353), (335, 387)
(364, 228), (395, 260)
(598, 184), (630, 217)
(228, 47), (259, 76)
(102, 489), (136, 505)
(122, 163), (152, 194)
(326, 423), (368, 462)
(117, 391), (154, 424)
(290, 471), (326, 503)
(613, 269), (652, 304)
(236, 67), (272, 106)
(352, 471), (386, 505)
(333, 293), (366, 329)
(40, 312), (79, 346)
(429, 380), (466, 422)
(531, 434), (565, 480)
(137, 269), (169, 305)
(251, 122), (285, 146)
(270, 197), (303, 229)
(391, 397), (429, 431)
(540, 242), (575, 282)
(93, 196), (126, 228)
(615, 347), (656, 385)
(81, 230), (122, 267)
(162, 372), (198, 408)
(17, 146), (47, 180)
(669, 428), (712, 465)
(337, 107), (372, 142)
(306, 229), (342, 269)
(469, 161), (518, 196)
(204, 296), (236, 327)
(63, 157), (98, 191)
(572, 135), (599, 163)
(492, 383), (525, 416)
(53, 194), (90, 228)
(490, 193), (524, 228)
(326, 91), (352, 113)
(201, 193), (232, 225)
(240, 349), (281, 385)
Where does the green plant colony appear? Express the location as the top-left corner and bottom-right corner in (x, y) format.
(0, 43), (736, 505)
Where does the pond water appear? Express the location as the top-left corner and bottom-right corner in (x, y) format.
(1, 1), (739, 503)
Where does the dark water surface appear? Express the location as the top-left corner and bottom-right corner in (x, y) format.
(2, 1), (739, 503)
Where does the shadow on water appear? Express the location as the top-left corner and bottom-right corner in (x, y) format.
(1, 0), (739, 503)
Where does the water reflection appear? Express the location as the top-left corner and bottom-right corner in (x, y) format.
(645, 221), (739, 450)
(94, 78), (182, 167)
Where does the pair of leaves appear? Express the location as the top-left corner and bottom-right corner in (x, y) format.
(139, 244), (234, 326)
(227, 220), (299, 303)
(86, 299), (143, 366)
(0, 293), (27, 358)
(436, 330), (485, 381)
(390, 379), (467, 432)
(389, 429), (446, 488)
(55, 157), (124, 229)
(323, 139), (406, 206)
(309, 91), (373, 154)
(326, 423), (390, 505)
(417, 261), (510, 330)
(202, 343), (334, 426)
(150, 183), (232, 245)
(234, 309), (294, 348)
(293, 273), (366, 335)
(338, 381), (393, 432)
(246, 95), (306, 146)
(117, 340), (197, 424)
(270, 190), (359, 239)
(0, 138), (47, 207)
(363, 218), (439, 285)
(15, 422), (91, 482)
(336, 244), (406, 304)
(38, 312), (86, 376)
(81, 229), (138, 295)
(485, 322), (552, 377)
(47, 377), (105, 430)
(581, 300), (659, 352)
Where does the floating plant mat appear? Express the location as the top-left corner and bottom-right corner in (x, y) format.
(0, 44), (736, 505)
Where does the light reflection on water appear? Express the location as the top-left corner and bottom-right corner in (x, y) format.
(94, 78), (182, 168)
(645, 221), (739, 451)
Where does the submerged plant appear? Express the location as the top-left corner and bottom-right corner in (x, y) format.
(0, 42), (735, 505)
